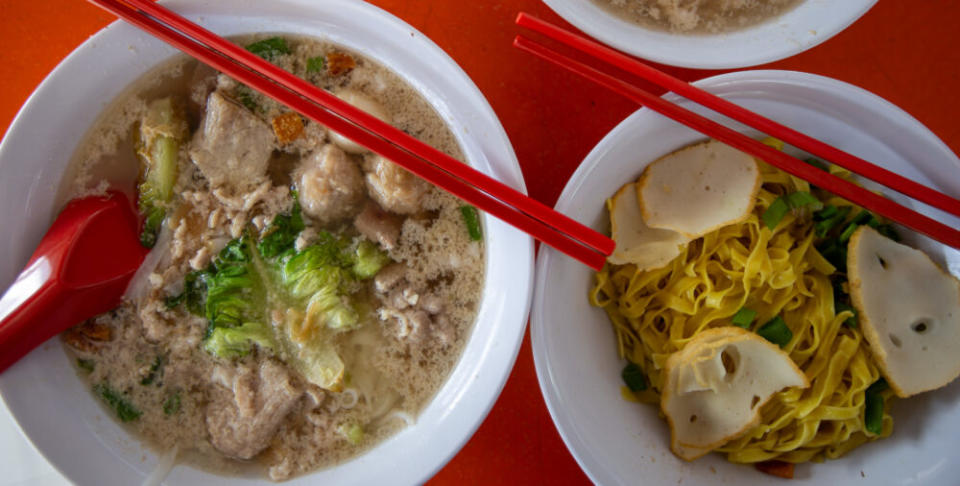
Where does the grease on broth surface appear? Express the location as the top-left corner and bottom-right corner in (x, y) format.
(61, 34), (484, 480)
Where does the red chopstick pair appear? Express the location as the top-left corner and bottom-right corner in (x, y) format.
(86, 0), (615, 270)
(514, 13), (960, 250)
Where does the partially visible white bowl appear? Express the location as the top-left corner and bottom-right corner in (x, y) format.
(531, 70), (960, 485)
(542, 0), (877, 69)
(0, 0), (534, 484)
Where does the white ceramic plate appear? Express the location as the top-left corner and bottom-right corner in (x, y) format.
(542, 0), (877, 69)
(531, 70), (960, 485)
(0, 0), (534, 484)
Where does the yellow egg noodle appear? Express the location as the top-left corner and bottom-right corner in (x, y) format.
(589, 154), (896, 464)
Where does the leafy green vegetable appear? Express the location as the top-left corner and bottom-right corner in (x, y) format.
(77, 358), (95, 373)
(167, 191), (395, 389)
(258, 195), (305, 259)
(306, 56), (326, 73)
(139, 355), (165, 386)
(352, 240), (391, 280)
(460, 205), (483, 241)
(204, 322), (276, 359)
(234, 85), (260, 112)
(762, 197), (790, 230)
(864, 378), (888, 435)
(245, 37), (291, 60)
(621, 362), (647, 392)
(135, 97), (186, 248)
(94, 384), (141, 422)
(757, 316), (792, 348)
(163, 392), (181, 416)
(282, 244), (350, 299)
(731, 307), (757, 329)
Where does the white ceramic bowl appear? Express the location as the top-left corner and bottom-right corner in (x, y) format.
(542, 0), (877, 69)
(0, 0), (534, 484)
(531, 70), (960, 485)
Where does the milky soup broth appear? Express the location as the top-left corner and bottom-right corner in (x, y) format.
(60, 34), (484, 480)
(590, 0), (803, 33)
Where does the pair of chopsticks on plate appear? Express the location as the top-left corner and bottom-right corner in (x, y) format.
(87, 1), (960, 274)
(86, 0), (615, 270)
(511, 13), (960, 248)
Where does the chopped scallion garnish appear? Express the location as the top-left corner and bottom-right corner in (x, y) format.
(94, 384), (141, 422)
(731, 307), (757, 329)
(835, 302), (858, 328)
(163, 392), (181, 416)
(306, 56), (326, 73)
(460, 205), (483, 241)
(757, 316), (792, 348)
(77, 358), (95, 373)
(877, 223), (901, 242)
(621, 362), (647, 392)
(864, 378), (888, 435)
(245, 37), (291, 60)
(814, 206), (851, 237)
(804, 158), (829, 172)
(786, 191), (821, 210)
(762, 197), (790, 230)
(814, 205), (838, 221)
(140, 355), (165, 386)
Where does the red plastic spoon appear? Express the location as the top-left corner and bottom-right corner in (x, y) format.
(0, 191), (148, 373)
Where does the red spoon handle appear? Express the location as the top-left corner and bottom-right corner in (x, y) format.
(0, 270), (71, 372)
(0, 193), (145, 373)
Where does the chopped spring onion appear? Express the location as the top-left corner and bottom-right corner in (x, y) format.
(814, 205), (838, 220)
(460, 205), (483, 241)
(731, 307), (757, 329)
(235, 85), (259, 113)
(877, 223), (901, 242)
(306, 56), (326, 73)
(77, 358), (95, 373)
(94, 384), (142, 422)
(816, 239), (847, 272)
(163, 392), (181, 416)
(864, 378), (888, 435)
(757, 316), (792, 348)
(140, 355), (165, 386)
(786, 191), (822, 210)
(621, 362), (647, 392)
(245, 37), (290, 60)
(814, 206), (851, 238)
(762, 197), (790, 230)
(835, 302), (858, 328)
(837, 210), (877, 243)
(804, 158), (829, 172)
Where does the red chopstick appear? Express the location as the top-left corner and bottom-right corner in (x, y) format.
(513, 19), (960, 250)
(85, 0), (614, 270)
(516, 13), (960, 220)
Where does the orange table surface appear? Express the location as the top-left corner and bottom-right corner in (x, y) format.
(2, 1), (959, 485)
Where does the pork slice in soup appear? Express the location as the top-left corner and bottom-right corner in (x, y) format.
(60, 34), (484, 480)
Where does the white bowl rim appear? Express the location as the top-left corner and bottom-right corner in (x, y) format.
(541, 0), (878, 69)
(0, 0), (534, 484)
(531, 69), (960, 485)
